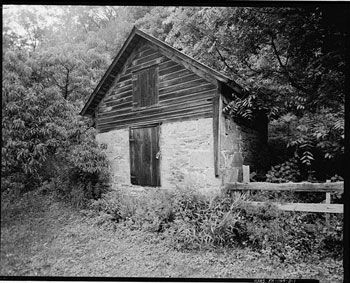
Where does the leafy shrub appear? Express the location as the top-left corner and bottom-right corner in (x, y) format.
(2, 83), (73, 193)
(90, 188), (176, 232)
(87, 186), (343, 261)
(2, 72), (111, 207)
(267, 110), (344, 182)
(166, 190), (250, 250)
(2, 49), (111, 207)
(266, 157), (302, 183)
(51, 128), (111, 208)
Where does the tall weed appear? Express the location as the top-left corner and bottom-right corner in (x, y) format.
(88, 186), (343, 261)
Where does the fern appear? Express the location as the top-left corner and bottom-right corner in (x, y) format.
(223, 93), (273, 122)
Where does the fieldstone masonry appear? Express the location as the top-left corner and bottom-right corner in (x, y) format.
(160, 118), (220, 194)
(96, 115), (261, 194)
(220, 115), (244, 183)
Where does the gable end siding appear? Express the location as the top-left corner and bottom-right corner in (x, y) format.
(96, 43), (217, 133)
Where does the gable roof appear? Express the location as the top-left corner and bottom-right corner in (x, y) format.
(80, 26), (242, 117)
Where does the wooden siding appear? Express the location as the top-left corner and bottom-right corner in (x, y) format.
(96, 42), (217, 132)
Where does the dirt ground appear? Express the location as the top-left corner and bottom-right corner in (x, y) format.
(0, 191), (343, 281)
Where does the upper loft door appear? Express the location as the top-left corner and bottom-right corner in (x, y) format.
(129, 124), (160, 187)
(132, 66), (158, 109)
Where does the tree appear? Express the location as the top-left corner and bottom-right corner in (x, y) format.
(135, 6), (174, 41)
(2, 6), (112, 200)
(162, 7), (346, 116)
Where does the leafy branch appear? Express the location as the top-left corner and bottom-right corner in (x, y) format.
(270, 35), (313, 97)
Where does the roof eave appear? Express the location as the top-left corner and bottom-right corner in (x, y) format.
(80, 26), (139, 116)
(134, 28), (231, 84)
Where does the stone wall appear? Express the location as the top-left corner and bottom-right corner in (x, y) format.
(220, 114), (268, 182)
(160, 118), (220, 195)
(96, 118), (221, 194)
(220, 115), (244, 183)
(96, 128), (131, 187)
(96, 115), (263, 193)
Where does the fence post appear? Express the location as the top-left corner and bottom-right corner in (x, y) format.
(243, 165), (250, 197)
(325, 180), (331, 225)
(243, 165), (250, 184)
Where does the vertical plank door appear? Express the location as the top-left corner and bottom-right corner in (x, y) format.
(132, 66), (158, 109)
(129, 124), (160, 186)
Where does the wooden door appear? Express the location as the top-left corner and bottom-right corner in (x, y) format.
(132, 66), (158, 109)
(129, 124), (160, 186)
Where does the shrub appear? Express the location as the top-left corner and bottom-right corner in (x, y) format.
(266, 157), (302, 183)
(52, 129), (111, 208)
(166, 190), (250, 250)
(2, 72), (111, 207)
(90, 188), (176, 232)
(87, 186), (343, 261)
(169, 191), (342, 260)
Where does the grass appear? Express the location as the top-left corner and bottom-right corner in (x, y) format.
(0, 190), (344, 281)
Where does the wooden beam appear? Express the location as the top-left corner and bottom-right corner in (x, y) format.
(213, 81), (221, 177)
(224, 181), (344, 193)
(98, 99), (212, 123)
(247, 201), (343, 214)
(97, 107), (212, 131)
(97, 111), (213, 133)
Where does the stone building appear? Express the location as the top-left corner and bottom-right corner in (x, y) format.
(80, 27), (266, 194)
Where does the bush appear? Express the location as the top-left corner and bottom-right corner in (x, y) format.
(2, 54), (111, 207)
(51, 128), (111, 208)
(267, 111), (344, 183)
(90, 188), (176, 232)
(167, 190), (249, 250)
(87, 186), (343, 261)
(266, 157), (302, 183)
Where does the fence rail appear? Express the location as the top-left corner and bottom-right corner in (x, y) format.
(246, 202), (343, 214)
(223, 165), (344, 214)
(224, 181), (344, 193)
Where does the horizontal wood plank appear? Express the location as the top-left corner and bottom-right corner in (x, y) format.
(159, 73), (199, 89)
(98, 99), (212, 123)
(159, 83), (216, 100)
(97, 110), (213, 133)
(104, 96), (132, 107)
(101, 90), (213, 118)
(106, 90), (133, 103)
(134, 47), (158, 59)
(247, 201), (343, 214)
(224, 182), (344, 193)
(132, 52), (165, 66)
(118, 73), (132, 83)
(159, 89), (214, 106)
(159, 64), (186, 77)
(159, 68), (191, 81)
(159, 78), (209, 95)
(151, 44), (217, 84)
(127, 57), (170, 73)
(158, 61), (179, 73)
(97, 104), (212, 129)
(112, 78), (132, 89)
(135, 43), (153, 54)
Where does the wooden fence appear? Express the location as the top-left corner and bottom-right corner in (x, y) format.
(223, 165), (344, 214)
